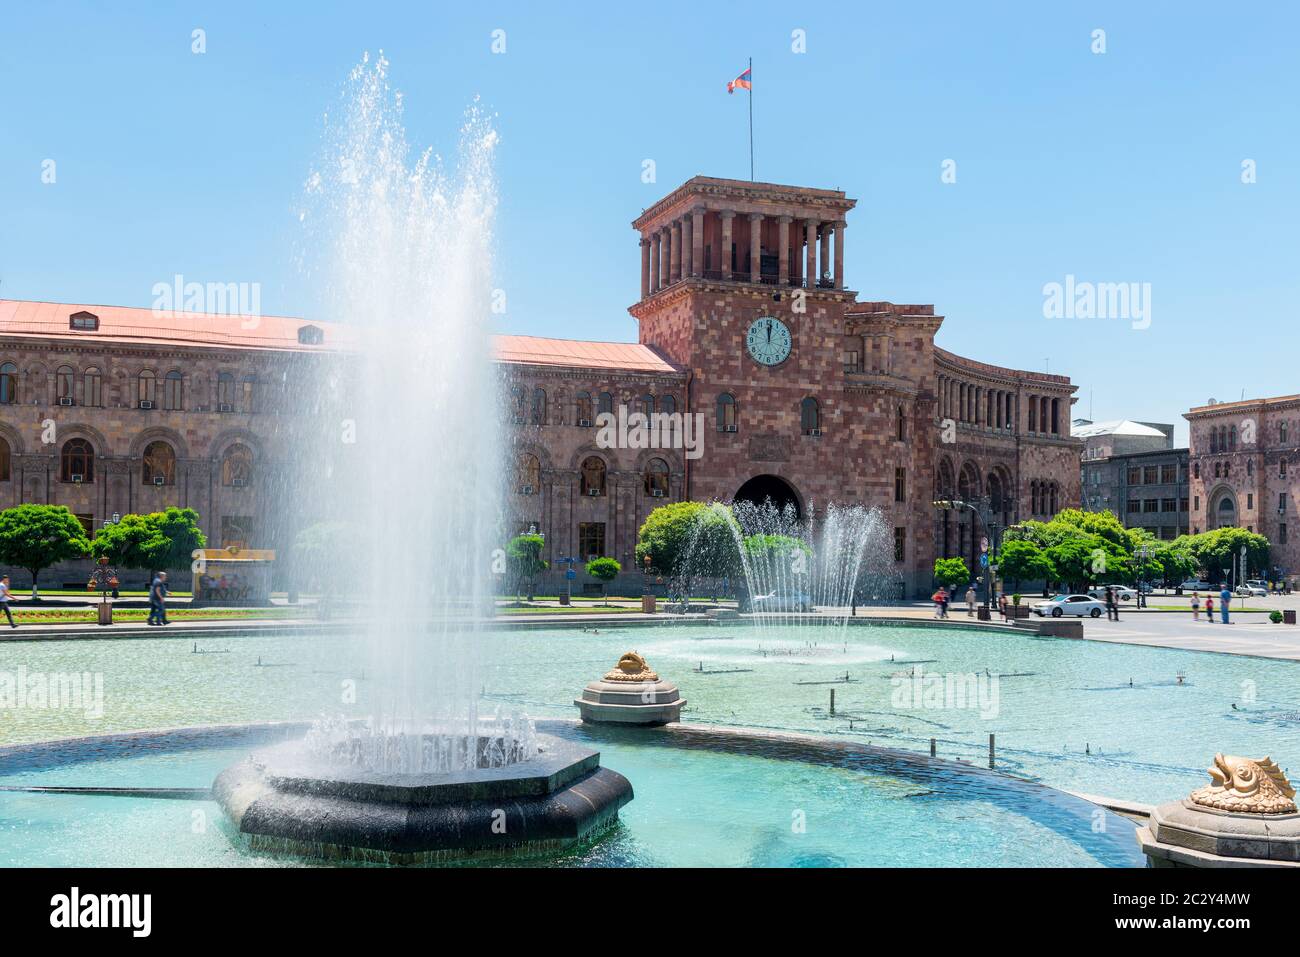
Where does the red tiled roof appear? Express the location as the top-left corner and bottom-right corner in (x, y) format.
(0, 299), (682, 373)
(0, 299), (348, 352)
(493, 335), (681, 373)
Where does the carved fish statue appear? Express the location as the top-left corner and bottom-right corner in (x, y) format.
(1189, 753), (1297, 814)
(602, 651), (660, 683)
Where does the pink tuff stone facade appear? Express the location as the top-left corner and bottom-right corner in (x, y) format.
(1186, 395), (1300, 580)
(0, 176), (1083, 596)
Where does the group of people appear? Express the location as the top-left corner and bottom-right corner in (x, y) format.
(0, 572), (168, 627)
(1189, 587), (1234, 625)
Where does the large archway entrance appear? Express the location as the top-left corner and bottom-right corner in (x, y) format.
(734, 474), (802, 519)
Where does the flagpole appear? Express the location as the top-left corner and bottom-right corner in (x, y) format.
(748, 56), (754, 181)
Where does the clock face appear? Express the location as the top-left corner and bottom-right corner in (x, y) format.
(745, 317), (792, 367)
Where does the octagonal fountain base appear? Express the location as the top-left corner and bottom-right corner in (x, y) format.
(213, 733), (633, 864)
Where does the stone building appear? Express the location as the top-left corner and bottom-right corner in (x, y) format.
(1075, 420), (1189, 539)
(1186, 395), (1300, 581)
(0, 175), (1084, 596)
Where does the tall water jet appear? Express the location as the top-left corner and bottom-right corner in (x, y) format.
(215, 56), (631, 861)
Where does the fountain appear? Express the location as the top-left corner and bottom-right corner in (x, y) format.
(668, 499), (899, 631)
(212, 55), (631, 862)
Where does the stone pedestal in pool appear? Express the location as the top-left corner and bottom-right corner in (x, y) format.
(213, 733), (632, 864)
(1138, 752), (1300, 867)
(575, 651), (684, 725)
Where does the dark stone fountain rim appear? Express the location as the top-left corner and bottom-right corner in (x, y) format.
(253, 733), (599, 805)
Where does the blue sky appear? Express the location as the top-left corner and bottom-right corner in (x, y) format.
(2, 1), (1297, 445)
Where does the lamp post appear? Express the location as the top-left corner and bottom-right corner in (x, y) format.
(86, 555), (119, 627)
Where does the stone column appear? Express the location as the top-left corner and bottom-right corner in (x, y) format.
(670, 221), (681, 283)
(691, 207), (704, 277)
(777, 216), (791, 286)
(833, 220), (846, 289)
(650, 231), (661, 291)
(804, 219), (818, 288)
(680, 216), (692, 280)
(748, 213), (762, 283)
(819, 225), (830, 286)
(639, 236), (651, 300)
(720, 211), (735, 281)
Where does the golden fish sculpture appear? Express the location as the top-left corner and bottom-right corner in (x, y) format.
(1189, 753), (1297, 814)
(602, 651), (659, 683)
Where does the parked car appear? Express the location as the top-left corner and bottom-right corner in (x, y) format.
(750, 590), (813, 612)
(1086, 585), (1136, 602)
(1180, 579), (1212, 591)
(1246, 579), (1271, 593)
(1137, 582), (1154, 594)
(1033, 594), (1105, 618)
(1235, 583), (1268, 597)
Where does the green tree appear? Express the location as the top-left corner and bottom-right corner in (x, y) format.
(0, 504), (91, 597)
(994, 539), (1054, 589)
(1182, 527), (1270, 584)
(932, 557), (970, 591)
(92, 507), (206, 578)
(585, 556), (621, 605)
(636, 502), (740, 600)
(506, 533), (548, 601)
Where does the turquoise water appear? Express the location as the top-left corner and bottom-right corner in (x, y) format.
(0, 726), (1141, 867)
(1, 622), (1296, 805)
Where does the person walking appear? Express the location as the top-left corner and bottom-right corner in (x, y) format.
(1220, 584), (1232, 625)
(1191, 592), (1200, 621)
(965, 584), (977, 617)
(150, 571), (170, 626)
(1205, 594), (1214, 623)
(0, 576), (16, 628)
(1104, 586), (1117, 621)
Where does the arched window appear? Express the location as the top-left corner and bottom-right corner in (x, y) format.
(575, 391), (593, 426)
(1049, 482), (1058, 514)
(1283, 459), (1289, 479)
(531, 387), (547, 426)
(142, 441), (176, 486)
(516, 453), (540, 494)
(716, 393), (736, 432)
(60, 438), (94, 483)
(56, 366), (74, 404)
(83, 367), (102, 407)
(1282, 422), (1290, 444)
(800, 397), (820, 435)
(163, 371), (183, 411)
(1193, 462), (1200, 479)
(660, 394), (676, 416)
(241, 374), (257, 414)
(0, 363), (17, 405)
(0, 438), (10, 481)
(644, 457), (670, 497)
(896, 405), (906, 441)
(1030, 480), (1040, 515)
(217, 372), (235, 410)
(598, 392), (613, 417)
(138, 370), (156, 407)
(221, 444), (253, 486)
(1229, 426), (1237, 450)
(580, 456), (606, 496)
(509, 385), (525, 422)
(1247, 458), (1254, 476)
(638, 394), (654, 418)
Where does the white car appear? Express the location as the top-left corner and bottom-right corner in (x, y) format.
(1087, 585), (1136, 602)
(1235, 583), (1268, 597)
(1033, 594), (1105, 618)
(1180, 579), (1212, 592)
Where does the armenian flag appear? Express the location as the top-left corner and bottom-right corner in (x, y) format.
(727, 66), (752, 94)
